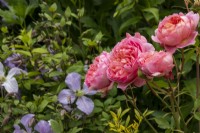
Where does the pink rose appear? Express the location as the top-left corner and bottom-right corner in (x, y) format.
(152, 11), (199, 53)
(137, 51), (174, 78)
(85, 51), (113, 92)
(107, 33), (155, 90)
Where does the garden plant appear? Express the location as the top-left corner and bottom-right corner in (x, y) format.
(1, 0), (200, 133)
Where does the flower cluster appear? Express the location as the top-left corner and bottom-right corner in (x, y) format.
(85, 11), (199, 92)
(0, 62), (26, 94)
(13, 114), (53, 133)
(58, 72), (96, 115)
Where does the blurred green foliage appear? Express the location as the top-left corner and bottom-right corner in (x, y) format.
(1, 0), (200, 132)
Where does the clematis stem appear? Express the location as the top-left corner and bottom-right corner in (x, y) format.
(123, 91), (158, 133)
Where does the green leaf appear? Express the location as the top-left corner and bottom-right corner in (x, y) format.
(28, 71), (41, 77)
(42, 82), (58, 87)
(104, 97), (113, 107)
(50, 119), (63, 133)
(49, 3), (57, 12)
(194, 97), (200, 111)
(194, 112), (200, 121)
(49, 71), (64, 78)
(44, 13), (52, 21)
(94, 32), (103, 41)
(78, 8), (84, 17)
(121, 108), (130, 118)
(102, 111), (110, 120)
(93, 107), (103, 113)
(66, 61), (84, 73)
(183, 78), (197, 99)
(14, 50), (31, 57)
(117, 108), (122, 118)
(154, 117), (171, 129)
(32, 48), (49, 54)
(1, 26), (8, 33)
(67, 127), (83, 133)
(60, 17), (65, 27)
(56, 82), (66, 93)
(24, 80), (31, 90)
(37, 99), (49, 112)
(125, 115), (130, 127)
(65, 7), (71, 18)
(143, 8), (159, 22)
(0, 9), (20, 24)
(119, 17), (141, 35)
(116, 95), (126, 101)
(25, 0), (38, 17)
(8, 0), (27, 18)
(94, 99), (104, 107)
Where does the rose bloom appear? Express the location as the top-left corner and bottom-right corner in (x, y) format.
(152, 11), (199, 53)
(107, 33), (155, 90)
(85, 51), (113, 93)
(137, 51), (174, 78)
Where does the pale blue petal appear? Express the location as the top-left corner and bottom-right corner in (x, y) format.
(2, 77), (18, 93)
(65, 72), (81, 92)
(13, 125), (25, 133)
(76, 96), (94, 115)
(58, 89), (76, 104)
(21, 114), (35, 133)
(82, 83), (96, 95)
(0, 62), (4, 76)
(34, 120), (53, 133)
(62, 104), (73, 112)
(7, 67), (27, 79)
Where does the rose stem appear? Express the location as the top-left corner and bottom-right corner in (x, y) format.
(196, 46), (200, 132)
(146, 81), (172, 111)
(123, 91), (158, 133)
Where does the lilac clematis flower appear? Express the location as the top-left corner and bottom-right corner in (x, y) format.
(34, 120), (53, 133)
(0, 62), (26, 93)
(13, 114), (54, 133)
(13, 125), (26, 133)
(58, 72), (96, 115)
(4, 54), (26, 69)
(0, 0), (8, 8)
(20, 114), (35, 133)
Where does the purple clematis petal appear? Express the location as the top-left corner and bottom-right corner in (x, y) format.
(20, 114), (35, 133)
(65, 72), (81, 92)
(13, 125), (25, 133)
(76, 96), (94, 115)
(62, 104), (73, 112)
(82, 83), (96, 95)
(58, 89), (76, 104)
(34, 120), (53, 133)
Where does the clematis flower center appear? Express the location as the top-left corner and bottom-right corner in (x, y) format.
(75, 90), (84, 97)
(0, 76), (6, 84)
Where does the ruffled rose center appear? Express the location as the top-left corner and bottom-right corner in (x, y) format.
(169, 16), (182, 24)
